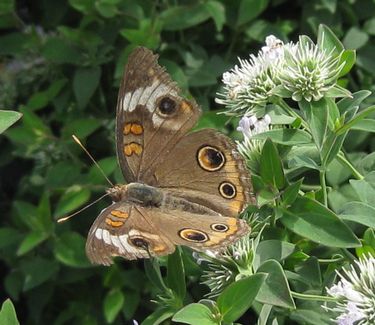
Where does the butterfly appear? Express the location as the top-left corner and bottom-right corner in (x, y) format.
(85, 47), (255, 265)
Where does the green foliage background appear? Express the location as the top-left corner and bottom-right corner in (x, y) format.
(0, 0), (374, 324)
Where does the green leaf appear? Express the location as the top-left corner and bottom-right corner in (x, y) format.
(0, 110), (22, 134)
(256, 260), (295, 309)
(340, 202), (375, 228)
(337, 90), (371, 115)
(260, 139), (286, 189)
(172, 303), (218, 325)
(103, 289), (124, 323)
(54, 186), (91, 217)
(258, 304), (273, 325)
(17, 231), (49, 256)
(217, 273), (267, 323)
(73, 67), (101, 109)
(160, 4), (211, 31)
(338, 50), (356, 77)
(144, 258), (168, 292)
(282, 179), (303, 207)
(290, 309), (332, 325)
(317, 24), (344, 55)
(167, 248), (186, 301)
(254, 240), (296, 270)
(251, 129), (312, 145)
(295, 256), (322, 288)
(0, 299), (20, 325)
(142, 307), (174, 325)
(349, 176), (375, 205)
(337, 105), (375, 135)
(54, 231), (91, 268)
(237, 0), (269, 26)
(204, 1), (225, 31)
(299, 99), (331, 151)
(351, 119), (375, 132)
(280, 197), (360, 248)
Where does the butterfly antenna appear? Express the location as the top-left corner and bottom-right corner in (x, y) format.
(57, 192), (110, 223)
(72, 134), (114, 187)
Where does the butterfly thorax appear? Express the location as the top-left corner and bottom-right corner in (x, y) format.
(107, 183), (163, 207)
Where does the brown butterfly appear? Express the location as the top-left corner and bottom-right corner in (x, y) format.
(85, 47), (255, 265)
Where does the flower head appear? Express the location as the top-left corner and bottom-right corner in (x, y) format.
(216, 36), (285, 117)
(194, 234), (255, 297)
(278, 36), (343, 102)
(324, 254), (375, 324)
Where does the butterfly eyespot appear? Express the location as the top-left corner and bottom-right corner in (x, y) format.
(197, 146), (225, 171)
(211, 223), (229, 232)
(130, 237), (149, 248)
(179, 229), (208, 242)
(158, 96), (177, 115)
(219, 182), (237, 199)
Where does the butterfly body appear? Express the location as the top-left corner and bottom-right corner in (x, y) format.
(85, 47), (255, 265)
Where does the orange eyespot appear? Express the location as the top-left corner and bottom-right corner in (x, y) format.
(219, 182), (237, 199)
(211, 223), (229, 232)
(197, 146), (225, 171)
(179, 229), (208, 242)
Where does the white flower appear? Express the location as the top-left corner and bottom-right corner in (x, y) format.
(236, 115), (272, 167)
(278, 36), (343, 102)
(262, 35), (284, 61)
(324, 255), (375, 324)
(194, 235), (255, 297)
(216, 36), (283, 116)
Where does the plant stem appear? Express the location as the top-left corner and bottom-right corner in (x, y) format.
(277, 99), (309, 129)
(319, 169), (328, 207)
(337, 152), (364, 180)
(291, 291), (337, 302)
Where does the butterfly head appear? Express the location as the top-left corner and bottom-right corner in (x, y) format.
(106, 185), (128, 202)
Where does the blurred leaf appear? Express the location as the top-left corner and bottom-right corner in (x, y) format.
(237, 0), (269, 26)
(290, 308), (332, 325)
(68, 0), (95, 13)
(21, 257), (59, 291)
(343, 27), (369, 49)
(54, 231), (91, 268)
(280, 197), (360, 248)
(349, 176), (375, 205)
(160, 4), (211, 31)
(0, 110), (22, 134)
(104, 289), (124, 323)
(144, 259), (168, 292)
(17, 231), (49, 256)
(337, 105), (375, 135)
(295, 257), (322, 288)
(54, 186), (91, 217)
(46, 162), (81, 188)
(0, 299), (20, 325)
(0, 228), (22, 249)
(42, 37), (82, 64)
(204, 1), (226, 31)
(256, 260), (295, 309)
(260, 139), (286, 190)
(351, 119), (375, 132)
(340, 202), (375, 228)
(172, 303), (218, 325)
(73, 67), (101, 109)
(217, 273), (267, 323)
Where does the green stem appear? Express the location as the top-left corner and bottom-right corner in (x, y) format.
(277, 99), (308, 129)
(318, 256), (345, 264)
(337, 152), (364, 180)
(319, 170), (328, 207)
(291, 291), (337, 302)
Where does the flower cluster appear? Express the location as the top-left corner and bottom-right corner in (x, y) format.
(216, 34), (345, 117)
(324, 255), (375, 324)
(194, 234), (256, 298)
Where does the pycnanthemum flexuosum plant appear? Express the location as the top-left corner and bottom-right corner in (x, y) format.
(324, 255), (375, 325)
(216, 33), (347, 116)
